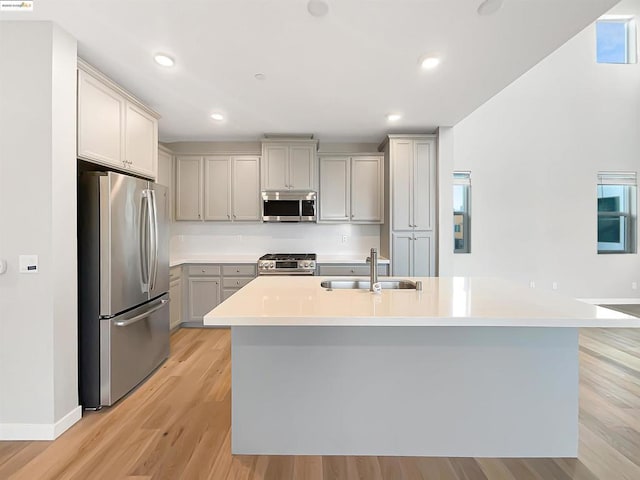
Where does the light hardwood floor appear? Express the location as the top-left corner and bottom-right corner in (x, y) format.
(1, 327), (639, 480)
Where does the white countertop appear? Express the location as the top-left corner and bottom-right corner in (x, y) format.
(170, 254), (389, 267)
(204, 276), (640, 328)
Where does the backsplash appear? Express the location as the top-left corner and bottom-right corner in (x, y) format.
(170, 222), (381, 257)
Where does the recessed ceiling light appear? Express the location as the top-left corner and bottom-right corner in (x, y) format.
(387, 113), (402, 122)
(210, 113), (225, 121)
(477, 0), (503, 16)
(420, 56), (441, 69)
(254, 73), (266, 80)
(153, 53), (175, 67)
(307, 0), (329, 17)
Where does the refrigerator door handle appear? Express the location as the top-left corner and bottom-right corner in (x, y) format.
(113, 298), (170, 327)
(149, 189), (159, 291)
(139, 191), (149, 291)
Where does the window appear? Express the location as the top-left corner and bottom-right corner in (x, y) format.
(596, 16), (637, 64)
(597, 172), (637, 254)
(453, 171), (471, 253)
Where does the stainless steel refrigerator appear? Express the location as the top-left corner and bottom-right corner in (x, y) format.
(78, 171), (170, 409)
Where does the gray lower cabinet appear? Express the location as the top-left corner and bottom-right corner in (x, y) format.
(221, 264), (257, 301)
(317, 264), (389, 276)
(185, 265), (221, 327)
(169, 266), (182, 330)
(184, 263), (256, 327)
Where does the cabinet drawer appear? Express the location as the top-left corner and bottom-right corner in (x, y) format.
(318, 264), (388, 276)
(222, 264), (256, 276)
(222, 277), (253, 289)
(188, 265), (221, 276)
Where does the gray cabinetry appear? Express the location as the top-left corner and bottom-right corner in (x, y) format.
(186, 265), (221, 327)
(221, 264), (257, 301)
(169, 266), (182, 330)
(380, 135), (437, 276)
(184, 263), (256, 327)
(318, 154), (383, 224)
(176, 155), (260, 222)
(317, 263), (389, 276)
(261, 140), (317, 191)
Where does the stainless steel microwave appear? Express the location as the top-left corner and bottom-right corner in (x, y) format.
(262, 191), (317, 222)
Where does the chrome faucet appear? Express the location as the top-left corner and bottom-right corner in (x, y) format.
(366, 247), (378, 291)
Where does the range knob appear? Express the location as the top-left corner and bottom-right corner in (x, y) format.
(269, 263), (275, 269)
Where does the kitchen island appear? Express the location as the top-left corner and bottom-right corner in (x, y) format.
(204, 276), (640, 457)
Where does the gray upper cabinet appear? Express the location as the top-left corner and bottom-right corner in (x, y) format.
(319, 156), (350, 222)
(232, 156), (261, 221)
(177, 155), (260, 222)
(175, 156), (203, 220)
(261, 140), (317, 191)
(318, 154), (383, 224)
(391, 139), (435, 231)
(204, 156), (231, 221)
(351, 156), (383, 223)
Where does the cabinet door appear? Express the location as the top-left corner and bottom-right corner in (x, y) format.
(77, 70), (123, 167)
(124, 103), (157, 179)
(175, 156), (202, 220)
(319, 156), (350, 222)
(413, 140), (435, 231)
(351, 156), (383, 223)
(391, 140), (413, 231)
(413, 231), (435, 276)
(391, 232), (413, 277)
(232, 156), (260, 221)
(289, 145), (315, 190)
(188, 278), (220, 324)
(169, 279), (182, 330)
(262, 145), (288, 190)
(204, 156), (231, 221)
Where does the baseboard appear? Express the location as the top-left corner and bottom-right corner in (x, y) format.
(0, 405), (82, 440)
(578, 298), (640, 305)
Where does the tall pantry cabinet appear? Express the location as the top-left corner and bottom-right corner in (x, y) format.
(380, 135), (437, 276)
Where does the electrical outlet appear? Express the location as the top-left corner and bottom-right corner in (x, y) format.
(552, 282), (558, 290)
(341, 235), (348, 244)
(632, 282), (638, 290)
(529, 281), (535, 288)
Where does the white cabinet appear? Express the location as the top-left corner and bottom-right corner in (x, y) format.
(124, 103), (157, 178)
(391, 231), (434, 277)
(380, 135), (437, 276)
(319, 154), (383, 224)
(77, 70), (123, 168)
(77, 62), (159, 179)
(262, 141), (317, 191)
(177, 155), (260, 222)
(169, 266), (182, 330)
(391, 138), (435, 231)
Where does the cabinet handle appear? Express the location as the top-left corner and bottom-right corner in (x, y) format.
(233, 214), (237, 219)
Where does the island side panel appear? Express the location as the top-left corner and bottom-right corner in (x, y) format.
(231, 326), (578, 457)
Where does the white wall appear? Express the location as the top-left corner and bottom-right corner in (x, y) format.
(0, 22), (80, 439)
(448, 0), (640, 299)
(159, 142), (383, 258)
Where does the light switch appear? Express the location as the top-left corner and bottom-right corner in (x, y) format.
(19, 255), (38, 273)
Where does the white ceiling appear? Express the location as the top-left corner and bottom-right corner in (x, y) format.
(1, 0), (620, 143)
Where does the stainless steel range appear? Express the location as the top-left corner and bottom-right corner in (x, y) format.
(258, 253), (317, 275)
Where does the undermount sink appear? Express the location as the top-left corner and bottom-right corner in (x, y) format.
(321, 279), (419, 290)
